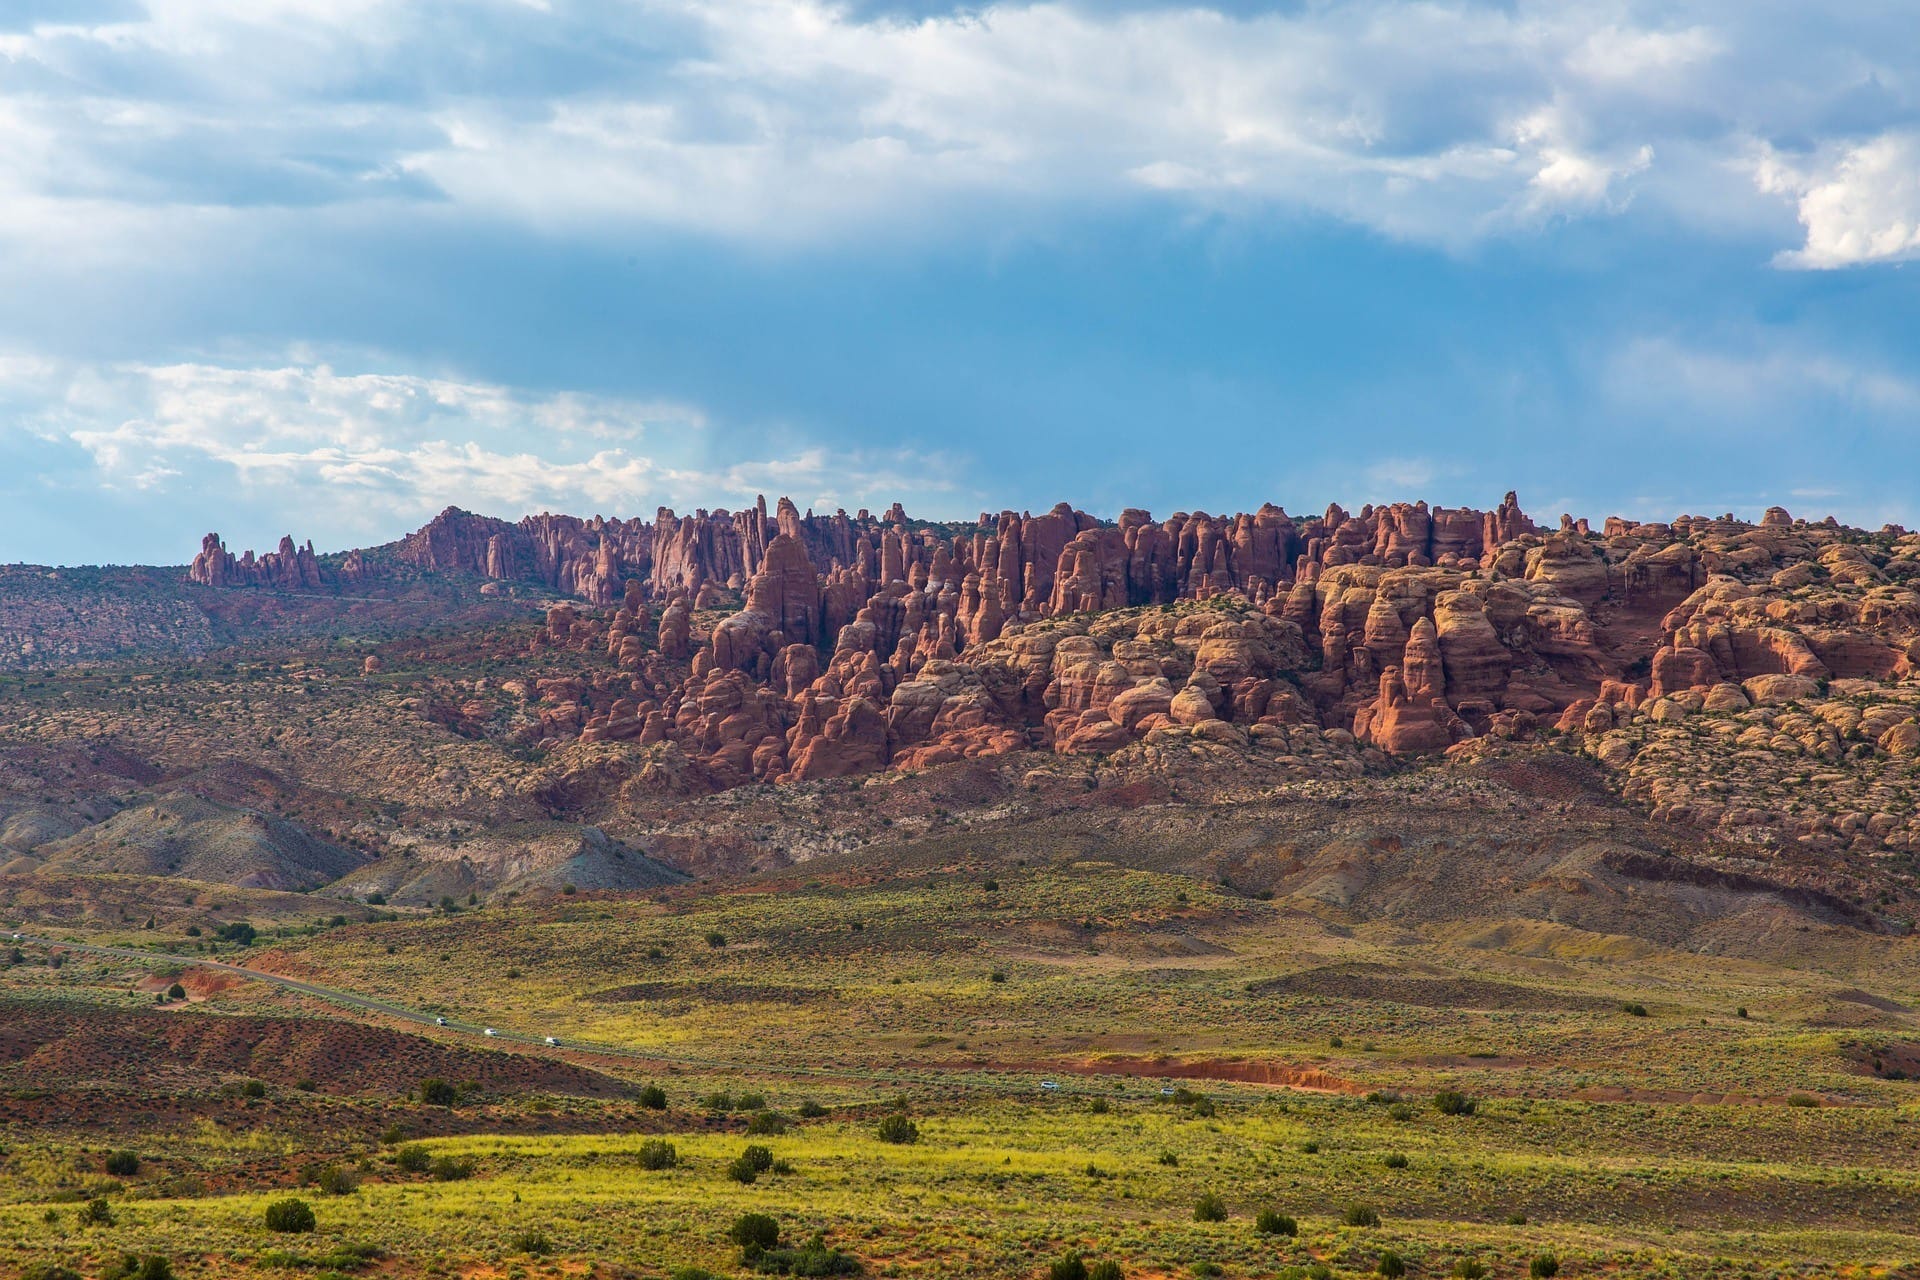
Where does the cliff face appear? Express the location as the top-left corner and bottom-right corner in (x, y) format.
(191, 495), (1920, 784)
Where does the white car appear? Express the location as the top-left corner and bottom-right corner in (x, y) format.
(9, 932), (20, 941)
(1040, 1080), (1060, 1092)
(434, 1016), (447, 1026)
(544, 1035), (559, 1046)
(483, 1027), (497, 1037)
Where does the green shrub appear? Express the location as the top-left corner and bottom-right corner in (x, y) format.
(1193, 1191), (1227, 1222)
(311, 1163), (359, 1195)
(1255, 1209), (1296, 1236)
(728, 1155), (762, 1184)
(216, 921), (256, 946)
(731, 1212), (782, 1259)
(738, 1092), (768, 1110)
(1433, 1090), (1475, 1116)
(1088, 1097), (1109, 1115)
(1620, 1002), (1649, 1017)
(1787, 1092), (1820, 1108)
(748, 1111), (789, 1135)
(706, 932), (728, 948)
(511, 1228), (552, 1255)
(1049, 1252), (1089, 1280)
(313, 1244), (384, 1271)
(876, 1114), (919, 1144)
(241, 1080), (268, 1099)
(20, 1265), (84, 1280)
(1453, 1259), (1488, 1280)
(78, 1198), (115, 1227)
(1378, 1253), (1406, 1279)
(1088, 1262), (1123, 1280)
(669, 1270), (715, 1280)
(104, 1151), (140, 1177)
(264, 1197), (317, 1233)
(639, 1085), (669, 1109)
(752, 1231), (861, 1276)
(1387, 1102), (1414, 1121)
(395, 1145), (431, 1173)
(419, 1077), (458, 1107)
(429, 1156), (475, 1181)
(1382, 1152), (1409, 1169)
(1342, 1204), (1380, 1228)
(705, 1091), (738, 1112)
(1530, 1255), (1560, 1279)
(166, 982), (187, 1000)
(639, 1139), (679, 1170)
(103, 1258), (173, 1280)
(797, 1099), (828, 1118)
(741, 1145), (775, 1173)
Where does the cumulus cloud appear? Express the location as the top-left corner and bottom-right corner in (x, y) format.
(0, 355), (967, 548)
(0, 0), (1911, 256)
(1759, 131), (1920, 268)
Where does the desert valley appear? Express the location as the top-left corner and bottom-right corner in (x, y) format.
(2, 493), (1918, 1279)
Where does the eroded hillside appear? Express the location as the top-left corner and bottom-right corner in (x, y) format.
(1, 493), (1917, 920)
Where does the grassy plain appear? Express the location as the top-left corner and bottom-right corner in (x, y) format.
(4, 860), (1920, 1278)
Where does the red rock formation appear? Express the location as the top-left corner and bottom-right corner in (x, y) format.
(190, 533), (321, 589)
(198, 491), (1920, 778)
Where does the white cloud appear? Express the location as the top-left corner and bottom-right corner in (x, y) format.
(1759, 131), (1920, 268)
(0, 355), (965, 543)
(1567, 24), (1720, 82)
(1602, 336), (1920, 441)
(4, 0), (1909, 256)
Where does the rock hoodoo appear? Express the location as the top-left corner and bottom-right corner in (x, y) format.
(191, 496), (1920, 785)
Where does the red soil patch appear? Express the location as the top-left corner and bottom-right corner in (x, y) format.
(134, 969), (241, 1003)
(982, 1055), (1363, 1093)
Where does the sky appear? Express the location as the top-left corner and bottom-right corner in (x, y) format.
(2, 0), (1919, 565)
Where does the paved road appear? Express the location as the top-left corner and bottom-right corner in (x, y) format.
(16, 933), (481, 1031)
(8, 932), (1113, 1098)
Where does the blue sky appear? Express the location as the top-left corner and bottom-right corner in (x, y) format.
(2, 0), (1918, 564)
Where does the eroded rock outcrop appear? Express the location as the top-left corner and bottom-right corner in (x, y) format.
(195, 495), (1920, 785)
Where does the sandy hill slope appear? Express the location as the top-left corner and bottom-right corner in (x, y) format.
(30, 792), (369, 891)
